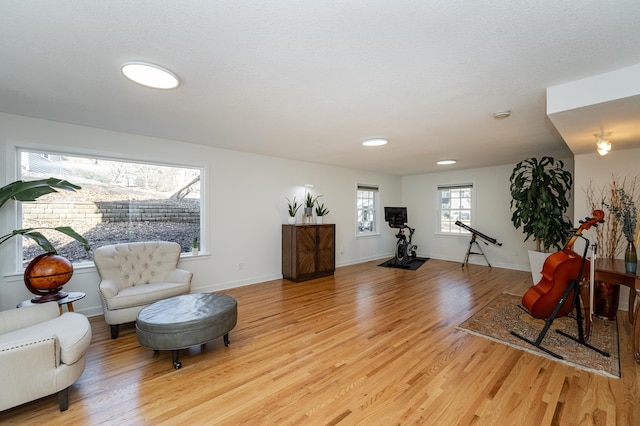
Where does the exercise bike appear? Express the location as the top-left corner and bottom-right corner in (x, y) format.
(394, 225), (418, 265)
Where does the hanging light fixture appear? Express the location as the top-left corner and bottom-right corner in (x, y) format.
(594, 132), (611, 156)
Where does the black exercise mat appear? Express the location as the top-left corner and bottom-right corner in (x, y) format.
(378, 257), (429, 271)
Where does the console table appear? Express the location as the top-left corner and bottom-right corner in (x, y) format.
(594, 258), (640, 363)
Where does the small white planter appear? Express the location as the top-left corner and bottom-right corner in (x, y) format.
(287, 216), (296, 224)
(316, 216), (323, 224)
(191, 247), (199, 256)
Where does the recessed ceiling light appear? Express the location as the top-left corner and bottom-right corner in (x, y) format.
(121, 61), (180, 89)
(437, 160), (457, 165)
(493, 110), (511, 119)
(362, 138), (388, 147)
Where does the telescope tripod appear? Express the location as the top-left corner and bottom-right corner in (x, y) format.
(462, 234), (492, 268)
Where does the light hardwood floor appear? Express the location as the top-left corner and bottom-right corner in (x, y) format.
(2, 259), (639, 425)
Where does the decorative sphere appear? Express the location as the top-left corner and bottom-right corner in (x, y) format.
(24, 253), (73, 292)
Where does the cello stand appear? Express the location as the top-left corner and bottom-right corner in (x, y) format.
(462, 234), (492, 268)
(510, 235), (609, 359)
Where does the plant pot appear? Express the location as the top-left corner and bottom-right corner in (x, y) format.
(303, 207), (314, 224)
(528, 250), (552, 285)
(191, 247), (199, 256)
(316, 216), (323, 224)
(287, 216), (296, 224)
(593, 280), (620, 320)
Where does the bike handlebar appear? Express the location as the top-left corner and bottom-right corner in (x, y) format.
(394, 224), (415, 234)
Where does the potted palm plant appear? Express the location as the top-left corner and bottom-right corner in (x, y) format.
(0, 178), (90, 252)
(1, 178), (90, 302)
(509, 157), (573, 283)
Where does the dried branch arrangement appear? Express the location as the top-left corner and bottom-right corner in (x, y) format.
(584, 175), (640, 259)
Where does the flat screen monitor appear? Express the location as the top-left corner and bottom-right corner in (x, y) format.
(384, 206), (407, 227)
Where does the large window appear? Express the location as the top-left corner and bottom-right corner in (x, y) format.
(18, 149), (201, 266)
(439, 183), (473, 234)
(357, 184), (379, 235)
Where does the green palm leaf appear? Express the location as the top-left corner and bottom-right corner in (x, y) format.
(0, 178), (90, 255)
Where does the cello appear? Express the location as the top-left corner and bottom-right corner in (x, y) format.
(521, 209), (604, 320)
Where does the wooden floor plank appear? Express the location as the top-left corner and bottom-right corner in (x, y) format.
(2, 259), (639, 425)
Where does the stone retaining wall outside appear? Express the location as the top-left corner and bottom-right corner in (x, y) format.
(23, 200), (200, 224)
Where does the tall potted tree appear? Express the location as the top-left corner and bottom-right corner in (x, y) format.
(509, 157), (573, 283)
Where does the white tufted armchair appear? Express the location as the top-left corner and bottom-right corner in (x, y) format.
(94, 241), (192, 339)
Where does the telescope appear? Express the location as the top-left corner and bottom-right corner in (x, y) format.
(454, 221), (501, 268)
(454, 221), (502, 246)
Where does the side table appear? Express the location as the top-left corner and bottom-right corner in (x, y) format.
(17, 291), (86, 314)
(594, 258), (640, 364)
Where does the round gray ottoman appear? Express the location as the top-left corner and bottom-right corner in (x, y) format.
(136, 292), (238, 369)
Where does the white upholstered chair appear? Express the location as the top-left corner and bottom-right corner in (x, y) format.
(94, 241), (192, 339)
(0, 302), (92, 411)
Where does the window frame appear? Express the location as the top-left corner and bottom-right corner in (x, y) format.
(437, 183), (474, 235)
(15, 147), (205, 269)
(356, 184), (380, 237)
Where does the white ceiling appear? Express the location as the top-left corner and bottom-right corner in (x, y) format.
(1, 1), (640, 175)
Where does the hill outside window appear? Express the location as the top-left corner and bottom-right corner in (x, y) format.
(17, 149), (202, 268)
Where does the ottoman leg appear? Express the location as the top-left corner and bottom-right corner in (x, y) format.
(224, 333), (230, 346)
(172, 350), (182, 369)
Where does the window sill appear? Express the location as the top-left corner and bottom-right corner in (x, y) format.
(356, 232), (381, 239)
(434, 232), (470, 238)
(180, 251), (210, 260)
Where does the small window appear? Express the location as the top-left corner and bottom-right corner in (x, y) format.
(439, 183), (473, 234)
(357, 184), (379, 235)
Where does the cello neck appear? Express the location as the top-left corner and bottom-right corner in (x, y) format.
(562, 209), (605, 252)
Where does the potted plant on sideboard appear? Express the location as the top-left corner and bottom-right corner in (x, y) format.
(286, 196), (301, 224)
(509, 157), (573, 284)
(315, 202), (330, 224)
(303, 192), (321, 224)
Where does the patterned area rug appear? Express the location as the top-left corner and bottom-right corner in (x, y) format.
(457, 293), (620, 378)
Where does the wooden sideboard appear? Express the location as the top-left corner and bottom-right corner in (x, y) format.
(282, 224), (335, 282)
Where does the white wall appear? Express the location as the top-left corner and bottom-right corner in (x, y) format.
(402, 160), (574, 271)
(3, 111), (630, 317)
(573, 148), (640, 311)
(0, 113), (401, 315)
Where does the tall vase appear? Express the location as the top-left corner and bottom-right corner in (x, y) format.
(625, 240), (637, 274)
